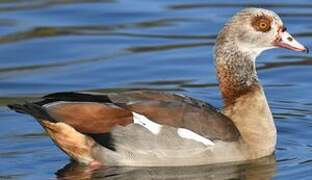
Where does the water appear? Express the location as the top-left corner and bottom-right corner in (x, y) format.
(0, 0), (312, 179)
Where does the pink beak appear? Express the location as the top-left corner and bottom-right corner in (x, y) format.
(274, 28), (309, 53)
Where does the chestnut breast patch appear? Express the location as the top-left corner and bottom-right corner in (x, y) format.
(251, 15), (272, 32)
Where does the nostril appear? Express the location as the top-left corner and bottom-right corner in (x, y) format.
(287, 37), (293, 41)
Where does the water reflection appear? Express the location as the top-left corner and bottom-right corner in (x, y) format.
(0, 19), (211, 45)
(258, 56), (312, 70)
(56, 156), (276, 180)
(127, 42), (212, 53)
(168, 3), (312, 10)
(0, 0), (114, 12)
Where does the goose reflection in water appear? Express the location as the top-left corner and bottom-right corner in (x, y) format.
(56, 155), (276, 180)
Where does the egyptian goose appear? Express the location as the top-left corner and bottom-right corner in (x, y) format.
(8, 8), (308, 167)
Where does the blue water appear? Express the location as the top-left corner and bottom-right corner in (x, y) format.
(0, 0), (312, 179)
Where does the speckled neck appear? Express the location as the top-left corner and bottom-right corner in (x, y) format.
(214, 32), (260, 106)
(215, 30), (276, 156)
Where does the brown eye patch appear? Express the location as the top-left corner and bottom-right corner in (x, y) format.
(251, 15), (272, 32)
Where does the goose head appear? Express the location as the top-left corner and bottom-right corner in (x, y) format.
(215, 8), (308, 59)
(214, 8), (308, 106)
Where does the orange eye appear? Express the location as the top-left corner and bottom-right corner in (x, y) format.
(251, 16), (272, 32)
(259, 22), (267, 29)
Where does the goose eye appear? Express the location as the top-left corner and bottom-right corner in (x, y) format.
(260, 22), (268, 29)
(251, 16), (272, 32)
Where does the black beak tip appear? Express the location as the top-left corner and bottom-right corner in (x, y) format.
(304, 46), (309, 54)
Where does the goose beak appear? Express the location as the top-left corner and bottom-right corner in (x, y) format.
(274, 28), (309, 53)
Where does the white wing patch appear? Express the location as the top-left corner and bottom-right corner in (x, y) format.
(132, 112), (214, 146)
(177, 128), (214, 146)
(132, 112), (162, 134)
